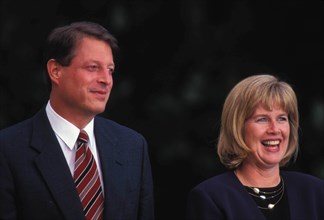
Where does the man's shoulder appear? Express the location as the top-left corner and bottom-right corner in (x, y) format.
(94, 116), (144, 138)
(0, 107), (47, 138)
(0, 117), (33, 138)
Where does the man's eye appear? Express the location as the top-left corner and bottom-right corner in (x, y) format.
(86, 65), (99, 71)
(108, 67), (114, 74)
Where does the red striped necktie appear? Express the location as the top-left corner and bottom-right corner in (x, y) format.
(74, 130), (104, 220)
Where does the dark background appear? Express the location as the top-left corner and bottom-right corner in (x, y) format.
(1, 0), (323, 219)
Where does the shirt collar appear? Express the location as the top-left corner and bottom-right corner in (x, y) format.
(45, 101), (94, 150)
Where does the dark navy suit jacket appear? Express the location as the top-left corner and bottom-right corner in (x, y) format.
(186, 171), (324, 220)
(0, 107), (155, 220)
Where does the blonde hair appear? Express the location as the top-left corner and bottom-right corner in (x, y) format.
(217, 74), (299, 169)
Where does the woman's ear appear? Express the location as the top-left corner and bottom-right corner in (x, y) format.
(47, 59), (62, 85)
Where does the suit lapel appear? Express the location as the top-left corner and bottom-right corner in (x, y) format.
(94, 117), (126, 220)
(30, 109), (84, 220)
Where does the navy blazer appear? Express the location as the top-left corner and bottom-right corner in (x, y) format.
(0, 107), (155, 220)
(186, 171), (324, 220)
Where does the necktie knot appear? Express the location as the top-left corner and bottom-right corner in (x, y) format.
(78, 130), (89, 144)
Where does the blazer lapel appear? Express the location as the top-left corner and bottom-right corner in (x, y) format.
(229, 171), (266, 220)
(30, 109), (84, 220)
(281, 172), (302, 220)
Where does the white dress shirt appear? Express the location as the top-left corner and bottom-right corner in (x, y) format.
(45, 101), (104, 193)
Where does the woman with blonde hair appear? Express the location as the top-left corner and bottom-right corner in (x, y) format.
(186, 74), (324, 220)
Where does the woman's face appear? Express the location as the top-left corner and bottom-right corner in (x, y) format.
(243, 103), (290, 169)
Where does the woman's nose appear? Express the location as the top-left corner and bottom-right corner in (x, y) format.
(267, 121), (281, 134)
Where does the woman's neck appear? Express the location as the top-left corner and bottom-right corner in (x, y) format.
(234, 163), (280, 187)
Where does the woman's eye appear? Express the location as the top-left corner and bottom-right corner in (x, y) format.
(278, 116), (288, 122)
(256, 117), (268, 122)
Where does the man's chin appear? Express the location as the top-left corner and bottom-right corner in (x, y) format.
(94, 107), (106, 114)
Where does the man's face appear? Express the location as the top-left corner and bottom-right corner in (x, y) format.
(53, 37), (115, 121)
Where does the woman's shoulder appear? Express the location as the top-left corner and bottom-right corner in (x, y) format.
(191, 171), (239, 192)
(281, 170), (324, 186)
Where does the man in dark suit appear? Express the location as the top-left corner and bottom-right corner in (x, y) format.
(0, 21), (155, 220)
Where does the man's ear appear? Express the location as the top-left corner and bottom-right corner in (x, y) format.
(47, 59), (62, 85)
